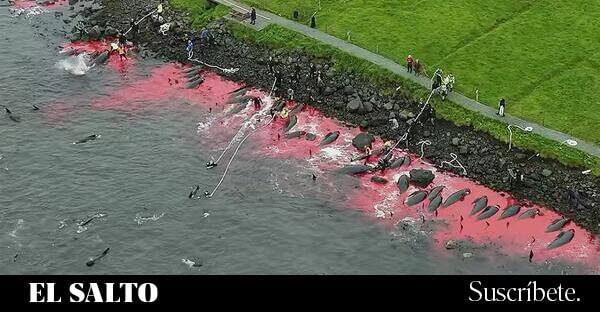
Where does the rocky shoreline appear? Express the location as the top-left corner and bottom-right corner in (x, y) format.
(69, 0), (599, 233)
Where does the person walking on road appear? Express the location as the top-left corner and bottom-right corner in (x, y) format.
(497, 98), (506, 117)
(250, 7), (257, 25)
(406, 54), (414, 73)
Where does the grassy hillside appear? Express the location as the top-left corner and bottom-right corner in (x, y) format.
(242, 0), (600, 144)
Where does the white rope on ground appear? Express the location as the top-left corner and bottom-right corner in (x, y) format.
(123, 9), (157, 36)
(205, 115), (274, 198)
(382, 89), (435, 160)
(188, 57), (239, 74)
(440, 153), (467, 176)
(416, 140), (431, 159)
(268, 77), (278, 97)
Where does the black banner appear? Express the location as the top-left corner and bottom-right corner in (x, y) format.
(0, 275), (597, 307)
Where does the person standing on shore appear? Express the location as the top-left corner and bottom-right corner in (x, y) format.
(497, 98), (506, 117)
(406, 54), (414, 73)
(250, 7), (257, 25)
(186, 39), (194, 59)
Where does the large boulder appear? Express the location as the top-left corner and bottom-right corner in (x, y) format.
(87, 25), (102, 40)
(409, 169), (435, 187)
(104, 26), (120, 37)
(352, 132), (375, 151)
(346, 97), (362, 112)
(343, 85), (354, 95)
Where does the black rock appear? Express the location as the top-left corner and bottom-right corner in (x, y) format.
(409, 169), (435, 188)
(352, 133), (375, 151)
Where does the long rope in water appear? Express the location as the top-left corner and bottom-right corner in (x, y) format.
(205, 115), (274, 198)
(210, 77), (276, 164)
(211, 123), (246, 165)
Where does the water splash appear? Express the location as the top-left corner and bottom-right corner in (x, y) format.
(56, 53), (93, 76)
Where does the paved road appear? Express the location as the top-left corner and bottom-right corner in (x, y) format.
(212, 0), (600, 157)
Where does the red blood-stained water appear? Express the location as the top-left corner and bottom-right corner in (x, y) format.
(12, 0), (67, 9)
(91, 64), (239, 112)
(49, 60), (600, 271)
(201, 89), (600, 271)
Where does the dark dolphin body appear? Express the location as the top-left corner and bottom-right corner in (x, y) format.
(289, 103), (304, 115)
(183, 65), (204, 74)
(396, 174), (409, 193)
(226, 95), (254, 104)
(402, 156), (411, 167)
(405, 190), (428, 207)
(319, 131), (340, 146)
(519, 208), (541, 220)
(499, 205), (521, 220)
(389, 157), (404, 169)
(189, 185), (200, 199)
(228, 101), (248, 114)
(285, 131), (306, 139)
(86, 248), (110, 267)
(469, 196), (488, 216)
(5, 107), (21, 122)
(428, 195), (443, 212)
(545, 218), (571, 232)
(338, 164), (372, 175)
(477, 205), (499, 220)
(74, 134), (99, 144)
(93, 51), (109, 65)
(187, 74), (204, 85)
(442, 188), (470, 208)
(270, 100), (285, 114)
(547, 229), (575, 249)
(428, 185), (444, 200)
(371, 176), (388, 184)
(283, 115), (298, 133)
(305, 133), (317, 141)
(187, 76), (204, 89)
(184, 69), (201, 79)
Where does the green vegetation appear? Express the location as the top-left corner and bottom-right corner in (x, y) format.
(171, 0), (230, 29)
(242, 0), (600, 144)
(175, 2), (600, 175)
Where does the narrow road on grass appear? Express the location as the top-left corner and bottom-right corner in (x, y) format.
(212, 0), (600, 158)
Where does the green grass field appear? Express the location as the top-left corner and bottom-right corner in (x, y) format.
(242, 0), (600, 144)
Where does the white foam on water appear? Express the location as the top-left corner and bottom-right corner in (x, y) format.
(134, 212), (165, 225)
(319, 146), (350, 163)
(56, 53), (93, 76)
(181, 259), (195, 268)
(10, 6), (48, 18)
(8, 219), (24, 238)
(196, 116), (215, 133)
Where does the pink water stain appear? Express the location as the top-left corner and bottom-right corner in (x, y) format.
(12, 0), (67, 9)
(91, 63), (241, 112)
(61, 40), (136, 72)
(203, 90), (600, 271)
